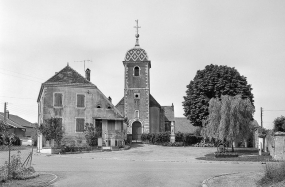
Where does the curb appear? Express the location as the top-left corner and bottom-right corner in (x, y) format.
(201, 172), (240, 187)
(35, 172), (58, 186)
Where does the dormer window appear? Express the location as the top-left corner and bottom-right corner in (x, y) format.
(134, 66), (140, 76)
(97, 105), (102, 108)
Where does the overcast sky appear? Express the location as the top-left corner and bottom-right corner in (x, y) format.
(1, 0), (285, 129)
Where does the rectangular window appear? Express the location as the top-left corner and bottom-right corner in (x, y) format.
(77, 94), (85, 108)
(107, 120), (115, 132)
(54, 93), (63, 107)
(76, 118), (85, 132)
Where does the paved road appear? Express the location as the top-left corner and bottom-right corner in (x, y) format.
(0, 145), (264, 187)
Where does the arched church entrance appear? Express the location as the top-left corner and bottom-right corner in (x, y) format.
(132, 121), (142, 142)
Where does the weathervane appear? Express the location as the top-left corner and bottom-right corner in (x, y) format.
(134, 20), (140, 47)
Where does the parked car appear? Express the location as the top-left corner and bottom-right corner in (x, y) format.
(20, 137), (33, 146)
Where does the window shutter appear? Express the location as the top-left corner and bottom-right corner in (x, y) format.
(76, 118), (85, 132)
(77, 95), (85, 107)
(54, 93), (62, 107)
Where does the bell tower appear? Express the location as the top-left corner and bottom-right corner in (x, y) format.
(123, 20), (151, 140)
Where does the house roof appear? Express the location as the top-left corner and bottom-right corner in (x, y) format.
(44, 65), (96, 86)
(37, 65), (124, 119)
(174, 117), (198, 134)
(37, 65), (97, 102)
(162, 105), (174, 121)
(0, 113), (25, 129)
(0, 112), (34, 128)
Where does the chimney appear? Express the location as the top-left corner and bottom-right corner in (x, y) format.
(85, 68), (90, 81)
(108, 96), (112, 103)
(6, 110), (9, 119)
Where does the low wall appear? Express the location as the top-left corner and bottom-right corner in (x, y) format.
(273, 132), (285, 160)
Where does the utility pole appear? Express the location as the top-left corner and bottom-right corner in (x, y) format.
(4, 102), (7, 123)
(261, 107), (263, 128)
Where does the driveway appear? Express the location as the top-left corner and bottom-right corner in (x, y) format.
(0, 144), (264, 187)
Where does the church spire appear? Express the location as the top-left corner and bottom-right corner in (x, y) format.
(134, 20), (141, 47)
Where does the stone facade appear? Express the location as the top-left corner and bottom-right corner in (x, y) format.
(116, 37), (174, 141)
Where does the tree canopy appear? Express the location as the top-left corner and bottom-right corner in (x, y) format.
(273, 116), (285, 132)
(201, 95), (255, 144)
(183, 64), (254, 127)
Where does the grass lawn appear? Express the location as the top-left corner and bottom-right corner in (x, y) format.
(196, 148), (274, 162)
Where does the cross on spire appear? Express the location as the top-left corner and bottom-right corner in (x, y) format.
(134, 20), (141, 47)
(134, 20), (141, 37)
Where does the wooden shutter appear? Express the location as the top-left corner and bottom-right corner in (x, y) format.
(54, 93), (62, 107)
(77, 94), (85, 107)
(76, 118), (85, 132)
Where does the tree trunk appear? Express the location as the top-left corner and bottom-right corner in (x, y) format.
(231, 141), (235, 152)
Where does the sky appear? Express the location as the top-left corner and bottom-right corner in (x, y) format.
(0, 0), (285, 129)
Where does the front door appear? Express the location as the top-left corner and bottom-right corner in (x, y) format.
(132, 121), (142, 142)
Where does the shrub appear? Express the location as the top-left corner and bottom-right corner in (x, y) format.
(12, 136), (21, 146)
(0, 151), (37, 182)
(141, 132), (201, 145)
(258, 162), (285, 185)
(84, 123), (100, 147)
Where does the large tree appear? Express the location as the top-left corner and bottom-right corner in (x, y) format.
(273, 116), (285, 132)
(183, 64), (254, 127)
(201, 95), (255, 151)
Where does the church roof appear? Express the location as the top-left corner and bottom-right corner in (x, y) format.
(149, 94), (161, 108)
(174, 117), (198, 134)
(124, 47), (149, 62)
(162, 106), (174, 121)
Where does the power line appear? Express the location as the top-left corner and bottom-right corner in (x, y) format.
(0, 96), (35, 100)
(0, 68), (45, 81)
(0, 71), (42, 83)
(263, 110), (285, 111)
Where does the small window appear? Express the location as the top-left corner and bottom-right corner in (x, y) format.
(77, 94), (85, 108)
(107, 105), (111, 109)
(134, 66), (140, 76)
(76, 118), (85, 132)
(97, 105), (101, 108)
(135, 110), (139, 118)
(54, 93), (63, 107)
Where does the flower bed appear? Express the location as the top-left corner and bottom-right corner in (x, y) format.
(214, 152), (239, 158)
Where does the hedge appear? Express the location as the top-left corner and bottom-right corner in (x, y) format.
(141, 131), (202, 145)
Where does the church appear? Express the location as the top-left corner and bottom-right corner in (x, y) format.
(37, 21), (176, 152)
(115, 24), (174, 141)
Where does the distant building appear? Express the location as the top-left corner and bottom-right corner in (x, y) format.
(0, 112), (36, 139)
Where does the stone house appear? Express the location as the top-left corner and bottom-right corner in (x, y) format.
(37, 65), (125, 152)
